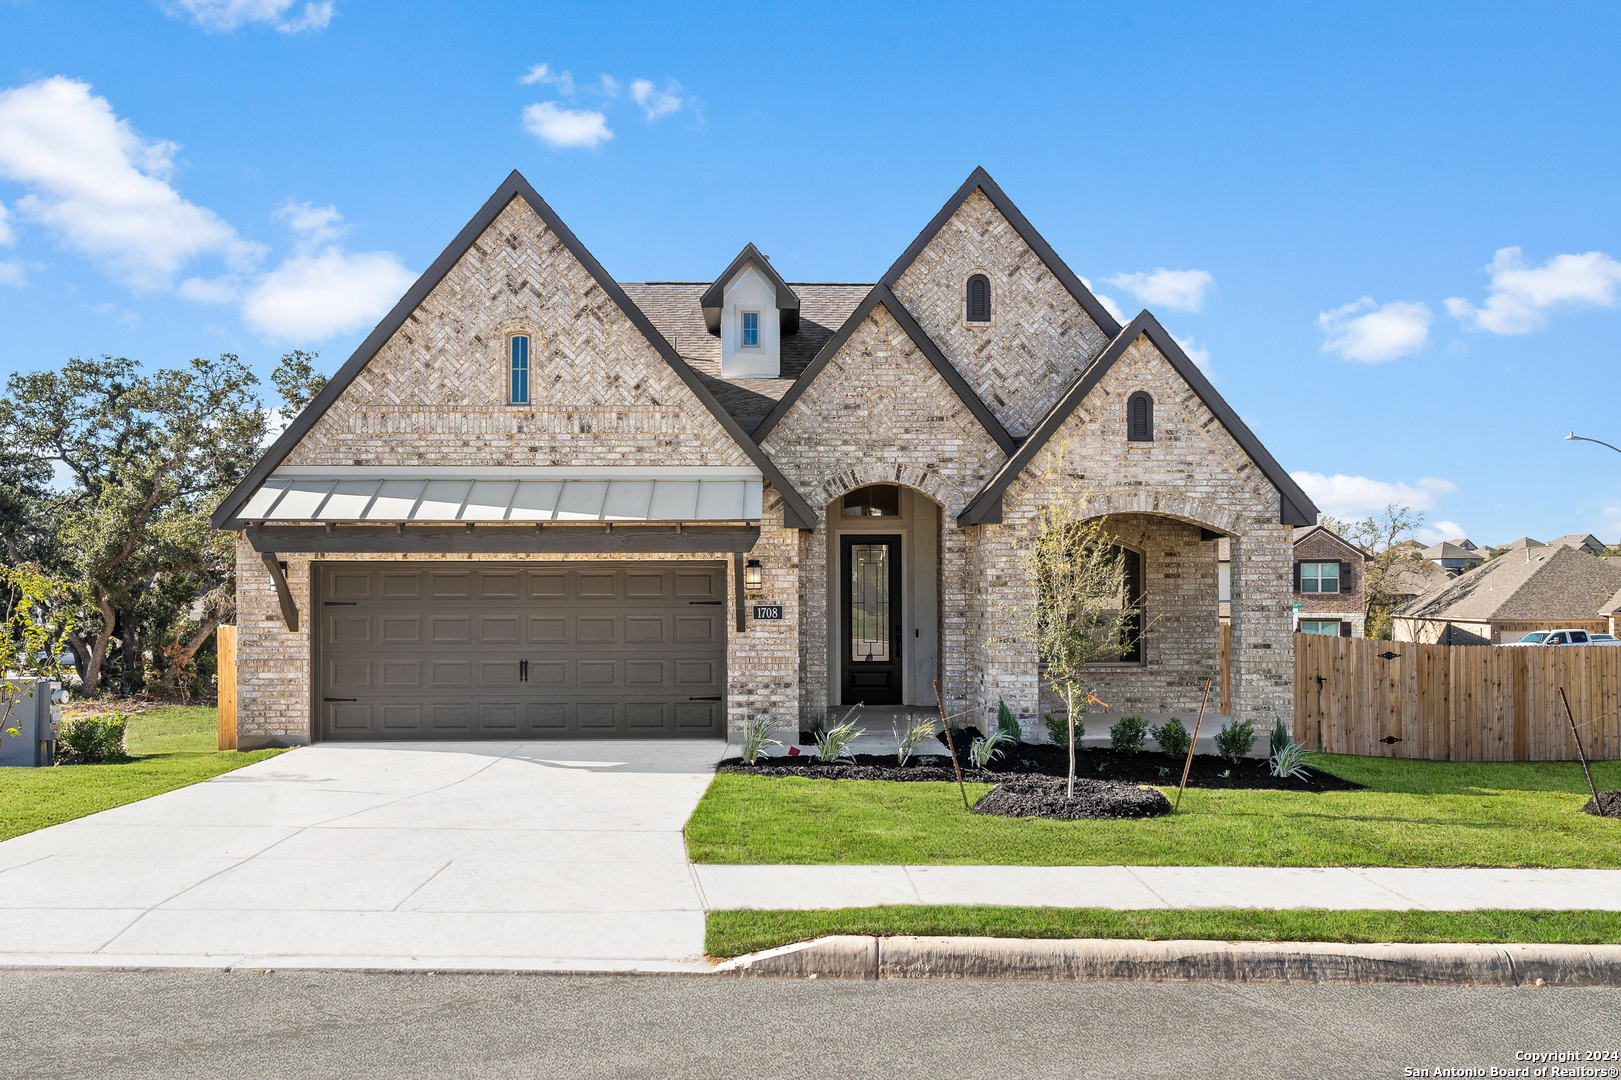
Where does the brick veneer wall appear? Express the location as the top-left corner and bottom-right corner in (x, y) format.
(759, 303), (1010, 724)
(282, 195), (750, 470)
(981, 332), (1295, 735)
(891, 189), (1110, 438)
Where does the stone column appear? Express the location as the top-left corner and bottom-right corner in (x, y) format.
(1227, 523), (1295, 740)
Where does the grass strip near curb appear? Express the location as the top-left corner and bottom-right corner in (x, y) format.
(1, 706), (285, 842)
(686, 755), (1621, 868)
(706, 906), (1621, 959)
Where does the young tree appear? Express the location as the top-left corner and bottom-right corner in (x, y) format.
(0, 564), (72, 753)
(1021, 493), (1141, 798)
(1319, 503), (1433, 640)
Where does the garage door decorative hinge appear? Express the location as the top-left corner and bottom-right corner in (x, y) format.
(688, 696), (722, 701)
(687, 600), (723, 606)
(323, 697), (358, 702)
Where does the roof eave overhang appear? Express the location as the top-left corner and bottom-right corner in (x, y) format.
(956, 310), (1321, 529)
(212, 172), (818, 533)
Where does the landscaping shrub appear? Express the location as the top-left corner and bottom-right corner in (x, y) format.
(1109, 715), (1147, 755)
(995, 699), (1021, 744)
(1216, 717), (1257, 763)
(969, 729), (1013, 768)
(1044, 712), (1081, 745)
(1150, 717), (1192, 759)
(740, 716), (781, 764)
(814, 717), (864, 762)
(56, 711), (130, 765)
(893, 714), (936, 767)
(1268, 723), (1315, 780)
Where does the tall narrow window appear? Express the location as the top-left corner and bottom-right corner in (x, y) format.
(741, 311), (760, 348)
(510, 335), (530, 404)
(966, 274), (991, 322)
(1127, 391), (1153, 441)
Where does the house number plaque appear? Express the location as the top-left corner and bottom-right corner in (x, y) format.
(752, 604), (784, 620)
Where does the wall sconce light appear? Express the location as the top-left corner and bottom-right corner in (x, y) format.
(744, 559), (763, 592)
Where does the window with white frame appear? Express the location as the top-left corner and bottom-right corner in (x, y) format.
(741, 311), (760, 348)
(1300, 561), (1339, 593)
(509, 334), (530, 404)
(1300, 620), (1342, 636)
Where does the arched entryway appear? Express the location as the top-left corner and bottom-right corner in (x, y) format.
(825, 483), (942, 709)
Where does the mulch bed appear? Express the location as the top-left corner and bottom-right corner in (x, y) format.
(723, 743), (1361, 793)
(1584, 791), (1621, 819)
(973, 775), (1172, 820)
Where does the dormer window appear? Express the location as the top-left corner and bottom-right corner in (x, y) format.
(509, 334), (530, 404)
(741, 311), (760, 349)
(966, 274), (991, 323)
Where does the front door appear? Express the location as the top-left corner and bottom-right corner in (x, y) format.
(840, 535), (902, 706)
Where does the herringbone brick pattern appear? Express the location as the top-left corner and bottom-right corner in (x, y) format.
(891, 189), (1110, 438)
(284, 196), (750, 469)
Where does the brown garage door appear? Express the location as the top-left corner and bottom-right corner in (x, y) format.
(316, 561), (726, 740)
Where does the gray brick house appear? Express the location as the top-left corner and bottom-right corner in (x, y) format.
(211, 168), (1318, 748)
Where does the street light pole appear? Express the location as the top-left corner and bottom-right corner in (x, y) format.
(1566, 432), (1621, 456)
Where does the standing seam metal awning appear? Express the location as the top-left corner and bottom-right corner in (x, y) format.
(239, 477), (765, 522)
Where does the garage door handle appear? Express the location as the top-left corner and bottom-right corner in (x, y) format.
(323, 601), (358, 606)
(687, 601), (723, 606)
(323, 697), (358, 702)
(688, 696), (722, 701)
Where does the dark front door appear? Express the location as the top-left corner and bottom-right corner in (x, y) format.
(840, 535), (902, 706)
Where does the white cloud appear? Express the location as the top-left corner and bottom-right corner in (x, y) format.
(1316, 297), (1431, 362)
(630, 79), (681, 120)
(1415, 520), (1469, 546)
(1173, 334), (1212, 377)
(0, 201), (12, 246)
(167, 0), (334, 33)
(1104, 267), (1214, 313)
(177, 275), (240, 303)
(519, 63), (575, 96)
(1079, 276), (1128, 324)
(240, 204), (415, 342)
(1291, 472), (1457, 518)
(0, 262), (24, 286)
(597, 75), (621, 97)
(0, 76), (263, 291)
(1445, 246), (1621, 335)
(521, 102), (612, 149)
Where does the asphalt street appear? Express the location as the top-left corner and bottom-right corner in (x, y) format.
(6, 969), (1619, 1079)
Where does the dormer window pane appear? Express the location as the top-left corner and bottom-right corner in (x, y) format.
(510, 335), (530, 404)
(742, 311), (760, 348)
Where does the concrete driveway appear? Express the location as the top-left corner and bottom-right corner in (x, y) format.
(0, 740), (726, 972)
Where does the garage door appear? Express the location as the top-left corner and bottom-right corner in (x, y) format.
(316, 562), (727, 740)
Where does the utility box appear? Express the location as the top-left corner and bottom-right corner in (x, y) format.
(0, 679), (65, 768)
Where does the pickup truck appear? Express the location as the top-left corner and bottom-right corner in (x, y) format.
(1504, 629), (1621, 646)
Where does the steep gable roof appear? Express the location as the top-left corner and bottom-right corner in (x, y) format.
(698, 243), (801, 335)
(1293, 524), (1370, 559)
(957, 310), (1319, 527)
(749, 282), (1017, 457)
(880, 166), (1124, 340)
(212, 171), (818, 531)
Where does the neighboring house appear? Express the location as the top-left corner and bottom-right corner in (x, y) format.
(210, 168), (1318, 748)
(1384, 559), (1451, 606)
(1421, 540), (1484, 575)
(1603, 586), (1621, 637)
(1391, 544), (1621, 644)
(1291, 525), (1369, 637)
(1549, 533), (1608, 555)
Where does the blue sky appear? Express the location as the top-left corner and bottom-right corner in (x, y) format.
(2, 1), (1619, 545)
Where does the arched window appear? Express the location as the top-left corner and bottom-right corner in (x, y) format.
(509, 334), (530, 404)
(966, 274), (991, 323)
(1127, 391), (1153, 441)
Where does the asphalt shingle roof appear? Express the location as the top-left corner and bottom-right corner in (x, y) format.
(1396, 544), (1621, 622)
(620, 282), (871, 435)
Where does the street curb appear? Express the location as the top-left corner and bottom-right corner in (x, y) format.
(712, 936), (1621, 985)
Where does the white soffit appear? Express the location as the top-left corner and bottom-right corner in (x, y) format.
(244, 475), (766, 523)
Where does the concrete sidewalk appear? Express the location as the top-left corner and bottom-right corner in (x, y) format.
(694, 864), (1621, 911)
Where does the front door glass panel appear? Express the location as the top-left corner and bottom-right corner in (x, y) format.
(850, 543), (891, 662)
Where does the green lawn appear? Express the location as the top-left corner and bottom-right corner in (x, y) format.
(685, 754), (1621, 868)
(707, 906), (1621, 959)
(1, 705), (284, 842)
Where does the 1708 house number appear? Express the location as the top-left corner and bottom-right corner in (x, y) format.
(753, 604), (783, 620)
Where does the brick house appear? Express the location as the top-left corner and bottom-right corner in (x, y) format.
(1290, 525), (1369, 637)
(211, 168), (1318, 748)
(1392, 544), (1621, 644)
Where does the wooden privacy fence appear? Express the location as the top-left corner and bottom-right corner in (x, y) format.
(1294, 632), (1621, 761)
(216, 625), (237, 751)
